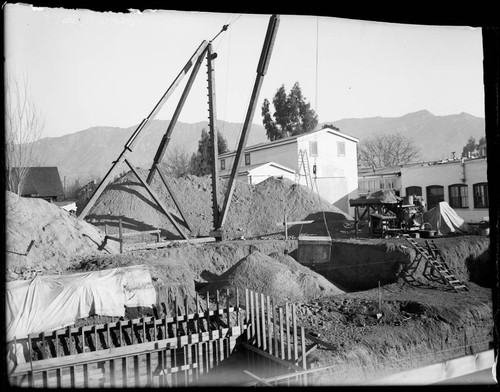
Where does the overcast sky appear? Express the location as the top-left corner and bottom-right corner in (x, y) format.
(4, 4), (485, 139)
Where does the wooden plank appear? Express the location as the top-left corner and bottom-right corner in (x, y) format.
(296, 343), (318, 364)
(250, 290), (256, 345)
(286, 303), (291, 360)
(146, 352), (152, 386)
(260, 293), (266, 352)
(235, 287), (240, 328)
(54, 330), (59, 357)
(109, 358), (116, 387)
(300, 327), (306, 370)
(279, 307), (284, 360)
(105, 235), (122, 243)
(255, 292), (261, 348)
(205, 291), (210, 333)
(226, 288), (231, 330)
(293, 304), (298, 362)
(126, 237), (216, 251)
(245, 289), (250, 342)
(275, 220), (314, 227)
(122, 357), (128, 387)
(241, 343), (303, 371)
(194, 293), (199, 334)
(243, 370), (274, 386)
(13, 326), (242, 375)
(174, 297), (179, 337)
(266, 295), (272, 354)
(121, 229), (161, 237)
(118, 218), (123, 253)
(273, 299), (278, 357)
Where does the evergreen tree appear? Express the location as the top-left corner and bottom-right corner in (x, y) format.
(262, 82), (318, 141)
(190, 129), (228, 176)
(461, 136), (477, 158)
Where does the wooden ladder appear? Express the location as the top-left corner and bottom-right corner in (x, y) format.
(402, 234), (469, 292)
(295, 149), (313, 189)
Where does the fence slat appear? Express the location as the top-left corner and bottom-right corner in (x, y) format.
(226, 288), (231, 330)
(55, 330), (59, 357)
(286, 303), (291, 361)
(255, 292), (261, 348)
(260, 293), (266, 352)
(279, 307), (284, 360)
(250, 291), (255, 345)
(293, 304), (298, 363)
(267, 296), (272, 354)
(245, 289), (250, 342)
(300, 327), (307, 370)
(273, 299), (278, 357)
(122, 357), (128, 387)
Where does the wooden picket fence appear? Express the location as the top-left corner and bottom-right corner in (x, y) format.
(8, 288), (319, 387)
(240, 290), (313, 386)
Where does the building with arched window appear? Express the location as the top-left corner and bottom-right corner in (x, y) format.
(400, 157), (488, 223)
(358, 155), (488, 223)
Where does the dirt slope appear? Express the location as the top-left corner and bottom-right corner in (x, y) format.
(5, 191), (119, 279)
(203, 251), (345, 304)
(84, 171), (352, 240)
(296, 282), (493, 384)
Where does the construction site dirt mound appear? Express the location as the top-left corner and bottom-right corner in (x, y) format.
(84, 171), (352, 241)
(296, 281), (493, 384)
(202, 251), (344, 304)
(5, 191), (119, 280)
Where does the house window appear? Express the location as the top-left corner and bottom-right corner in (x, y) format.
(337, 141), (345, 157)
(406, 186), (422, 197)
(244, 153), (251, 166)
(220, 159), (225, 170)
(426, 185), (444, 210)
(309, 141), (318, 157)
(473, 183), (489, 208)
(449, 184), (468, 208)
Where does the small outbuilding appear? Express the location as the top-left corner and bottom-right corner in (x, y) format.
(12, 166), (65, 202)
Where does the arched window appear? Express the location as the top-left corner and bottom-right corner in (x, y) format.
(448, 184), (468, 208)
(426, 185), (444, 210)
(473, 183), (489, 208)
(405, 186), (422, 197)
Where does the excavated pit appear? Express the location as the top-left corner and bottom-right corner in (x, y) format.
(5, 172), (495, 385)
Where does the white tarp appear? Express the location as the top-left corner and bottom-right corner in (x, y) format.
(6, 265), (156, 341)
(423, 201), (470, 235)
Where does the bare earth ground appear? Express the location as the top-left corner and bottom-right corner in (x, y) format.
(4, 174), (496, 385)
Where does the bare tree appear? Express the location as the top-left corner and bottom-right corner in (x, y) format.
(160, 147), (192, 178)
(358, 133), (421, 168)
(5, 73), (45, 194)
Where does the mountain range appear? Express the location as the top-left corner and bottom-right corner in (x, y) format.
(34, 110), (485, 184)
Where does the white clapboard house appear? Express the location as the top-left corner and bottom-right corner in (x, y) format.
(218, 125), (359, 215)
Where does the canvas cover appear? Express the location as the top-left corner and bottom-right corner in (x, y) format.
(6, 265), (156, 341)
(423, 201), (470, 235)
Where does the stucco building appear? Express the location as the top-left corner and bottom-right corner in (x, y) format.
(218, 125), (359, 215)
(357, 155), (489, 223)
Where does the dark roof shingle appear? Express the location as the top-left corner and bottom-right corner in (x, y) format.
(13, 167), (65, 198)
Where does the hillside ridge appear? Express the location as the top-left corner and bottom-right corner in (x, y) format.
(34, 110), (485, 183)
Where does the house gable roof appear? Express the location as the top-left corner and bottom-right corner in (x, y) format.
(219, 161), (295, 177)
(219, 125), (358, 159)
(15, 167), (65, 198)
